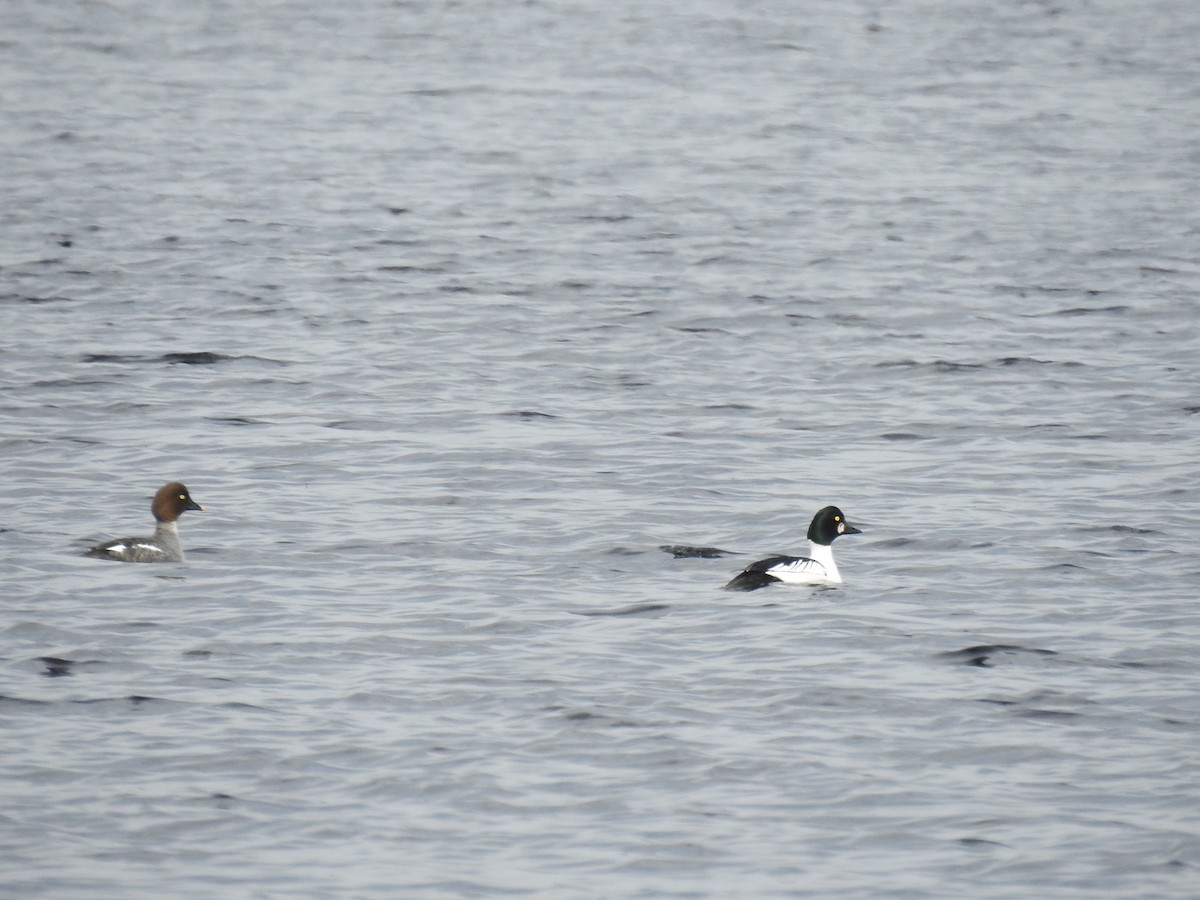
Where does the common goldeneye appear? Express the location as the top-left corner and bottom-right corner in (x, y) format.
(85, 482), (205, 563)
(723, 505), (862, 591)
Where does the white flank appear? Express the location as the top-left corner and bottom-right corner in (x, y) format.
(769, 542), (842, 585)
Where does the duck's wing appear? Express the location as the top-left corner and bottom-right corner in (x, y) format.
(760, 555), (828, 584)
(715, 556), (820, 592)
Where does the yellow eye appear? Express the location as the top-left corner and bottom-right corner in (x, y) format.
(179, 494), (186, 500)
(834, 516), (841, 521)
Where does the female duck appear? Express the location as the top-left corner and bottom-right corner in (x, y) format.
(86, 482), (205, 563)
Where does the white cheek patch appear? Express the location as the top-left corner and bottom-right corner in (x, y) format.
(837, 522), (845, 534)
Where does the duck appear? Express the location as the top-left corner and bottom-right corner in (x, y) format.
(723, 505), (861, 591)
(85, 482), (205, 563)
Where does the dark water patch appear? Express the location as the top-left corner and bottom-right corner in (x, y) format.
(198, 793), (239, 809)
(937, 645), (1058, 668)
(206, 416), (272, 427)
(407, 84), (490, 97)
(994, 283), (1106, 296)
(607, 546), (644, 556)
(184, 650), (213, 659)
(82, 352), (285, 366)
(869, 537), (917, 548)
(499, 410), (558, 420)
(577, 213), (633, 223)
(994, 356), (1084, 368)
(0, 695), (51, 707)
(2, 293), (74, 304)
(10, 432), (106, 445)
(79, 351), (184, 364)
(1091, 525), (1163, 535)
(37, 657), (73, 678)
(881, 357), (1085, 375)
(980, 689), (1100, 723)
(765, 40), (815, 51)
(1100, 658), (1154, 671)
(881, 432), (925, 441)
(576, 603), (670, 617)
(31, 377), (114, 390)
(1015, 708), (1083, 721)
(377, 264), (446, 273)
(68, 695), (174, 709)
(563, 710), (607, 721)
(1028, 305), (1131, 317)
(183, 547), (218, 558)
(660, 545), (730, 559)
(933, 360), (985, 373)
(161, 352), (245, 366)
(958, 837), (1009, 848)
(874, 359), (984, 373)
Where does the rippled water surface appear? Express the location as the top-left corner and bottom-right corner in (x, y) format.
(3, 0), (1199, 896)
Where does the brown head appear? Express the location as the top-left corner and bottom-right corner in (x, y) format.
(151, 482), (205, 523)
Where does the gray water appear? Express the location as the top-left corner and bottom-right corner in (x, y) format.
(2, 0), (1199, 896)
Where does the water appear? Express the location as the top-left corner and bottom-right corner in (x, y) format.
(2, 0), (1199, 896)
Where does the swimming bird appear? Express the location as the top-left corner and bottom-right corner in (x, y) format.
(723, 505), (861, 591)
(85, 482), (205, 563)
